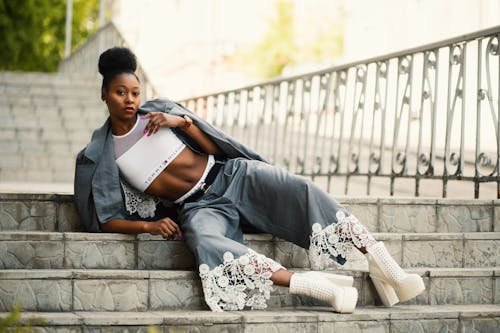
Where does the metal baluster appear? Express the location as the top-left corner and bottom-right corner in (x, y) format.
(444, 44), (465, 197)
(313, 73), (333, 182)
(253, 88), (267, 156)
(416, 50), (438, 196)
(270, 84), (281, 165)
(333, 70), (348, 193)
(391, 55), (413, 195)
(368, 61), (388, 195)
(283, 81), (296, 171)
(345, 65), (367, 194)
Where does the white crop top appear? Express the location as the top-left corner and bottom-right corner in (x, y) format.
(113, 116), (186, 191)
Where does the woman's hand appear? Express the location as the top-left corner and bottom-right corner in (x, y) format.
(142, 112), (190, 136)
(143, 217), (182, 239)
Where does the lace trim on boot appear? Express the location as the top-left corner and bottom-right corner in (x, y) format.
(199, 249), (284, 312)
(309, 211), (376, 270)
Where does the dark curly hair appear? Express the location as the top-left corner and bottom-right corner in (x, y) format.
(98, 47), (140, 91)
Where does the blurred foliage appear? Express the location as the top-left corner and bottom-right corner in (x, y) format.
(0, 0), (98, 72)
(231, 0), (343, 79)
(0, 303), (45, 333)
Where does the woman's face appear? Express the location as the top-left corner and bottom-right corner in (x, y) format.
(102, 73), (141, 122)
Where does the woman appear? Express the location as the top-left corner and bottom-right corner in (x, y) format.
(74, 47), (425, 312)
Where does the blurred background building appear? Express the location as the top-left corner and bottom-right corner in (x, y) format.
(105, 0), (500, 99)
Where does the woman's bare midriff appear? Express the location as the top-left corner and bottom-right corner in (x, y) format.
(144, 147), (209, 201)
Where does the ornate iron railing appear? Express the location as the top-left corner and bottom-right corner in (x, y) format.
(182, 26), (500, 198)
(58, 22), (157, 101)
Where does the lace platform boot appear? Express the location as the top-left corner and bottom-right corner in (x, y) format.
(366, 242), (425, 306)
(289, 272), (358, 313)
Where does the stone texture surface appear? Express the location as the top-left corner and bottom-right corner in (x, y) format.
(0, 241), (64, 268)
(0, 192), (499, 330)
(430, 277), (493, 305)
(274, 241), (310, 268)
(379, 203), (437, 233)
(322, 320), (389, 333)
(403, 240), (463, 268)
(83, 327), (149, 333)
(494, 206), (500, 232)
(64, 241), (135, 269)
(73, 280), (148, 311)
(0, 201), (57, 231)
(1, 305), (500, 332)
(0, 279), (71, 311)
(138, 240), (194, 270)
(437, 204), (492, 232)
(390, 319), (458, 333)
(495, 276), (500, 304)
(32, 328), (82, 333)
(461, 317), (500, 333)
(150, 278), (205, 310)
(464, 240), (500, 267)
(342, 201), (378, 232)
(243, 322), (317, 333)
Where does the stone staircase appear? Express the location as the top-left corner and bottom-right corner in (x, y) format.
(0, 72), (106, 183)
(0, 193), (499, 332)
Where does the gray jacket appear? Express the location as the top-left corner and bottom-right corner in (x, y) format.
(74, 98), (265, 232)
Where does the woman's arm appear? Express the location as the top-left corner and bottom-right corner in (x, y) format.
(142, 112), (221, 155)
(101, 216), (181, 239)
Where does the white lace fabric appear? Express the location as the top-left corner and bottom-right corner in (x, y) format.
(121, 180), (162, 218)
(199, 249), (284, 312)
(309, 211), (376, 270)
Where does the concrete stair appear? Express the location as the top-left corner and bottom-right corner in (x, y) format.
(0, 72), (107, 183)
(0, 193), (499, 332)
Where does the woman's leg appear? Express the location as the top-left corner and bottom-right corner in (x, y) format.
(180, 160), (358, 313)
(180, 195), (285, 312)
(228, 159), (424, 306)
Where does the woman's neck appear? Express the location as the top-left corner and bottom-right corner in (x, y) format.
(110, 114), (138, 136)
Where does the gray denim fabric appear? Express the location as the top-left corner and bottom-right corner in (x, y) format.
(178, 158), (347, 269)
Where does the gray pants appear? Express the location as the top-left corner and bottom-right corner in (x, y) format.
(178, 158), (347, 269)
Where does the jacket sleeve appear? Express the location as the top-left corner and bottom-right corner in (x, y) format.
(74, 148), (101, 232)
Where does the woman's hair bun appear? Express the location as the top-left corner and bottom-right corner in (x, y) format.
(98, 47), (137, 76)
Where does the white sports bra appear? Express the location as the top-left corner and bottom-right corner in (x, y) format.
(113, 116), (186, 192)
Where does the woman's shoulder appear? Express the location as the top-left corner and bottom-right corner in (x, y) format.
(139, 98), (177, 114)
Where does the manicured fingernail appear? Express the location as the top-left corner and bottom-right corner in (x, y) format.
(154, 129), (158, 134)
(178, 232), (183, 239)
(140, 116), (145, 119)
(143, 129), (147, 134)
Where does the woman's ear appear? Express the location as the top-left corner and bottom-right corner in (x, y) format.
(101, 88), (107, 102)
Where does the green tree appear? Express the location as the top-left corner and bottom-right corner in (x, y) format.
(231, 0), (343, 79)
(242, 0), (297, 78)
(0, 0), (98, 72)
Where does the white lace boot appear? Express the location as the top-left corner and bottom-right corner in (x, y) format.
(289, 272), (358, 313)
(366, 242), (425, 306)
(301, 271), (354, 287)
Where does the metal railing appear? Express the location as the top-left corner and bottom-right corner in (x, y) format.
(182, 26), (500, 198)
(58, 22), (157, 102)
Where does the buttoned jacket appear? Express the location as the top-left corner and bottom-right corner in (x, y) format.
(74, 98), (265, 232)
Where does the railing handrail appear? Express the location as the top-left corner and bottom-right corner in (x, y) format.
(180, 25), (500, 199)
(185, 24), (500, 100)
